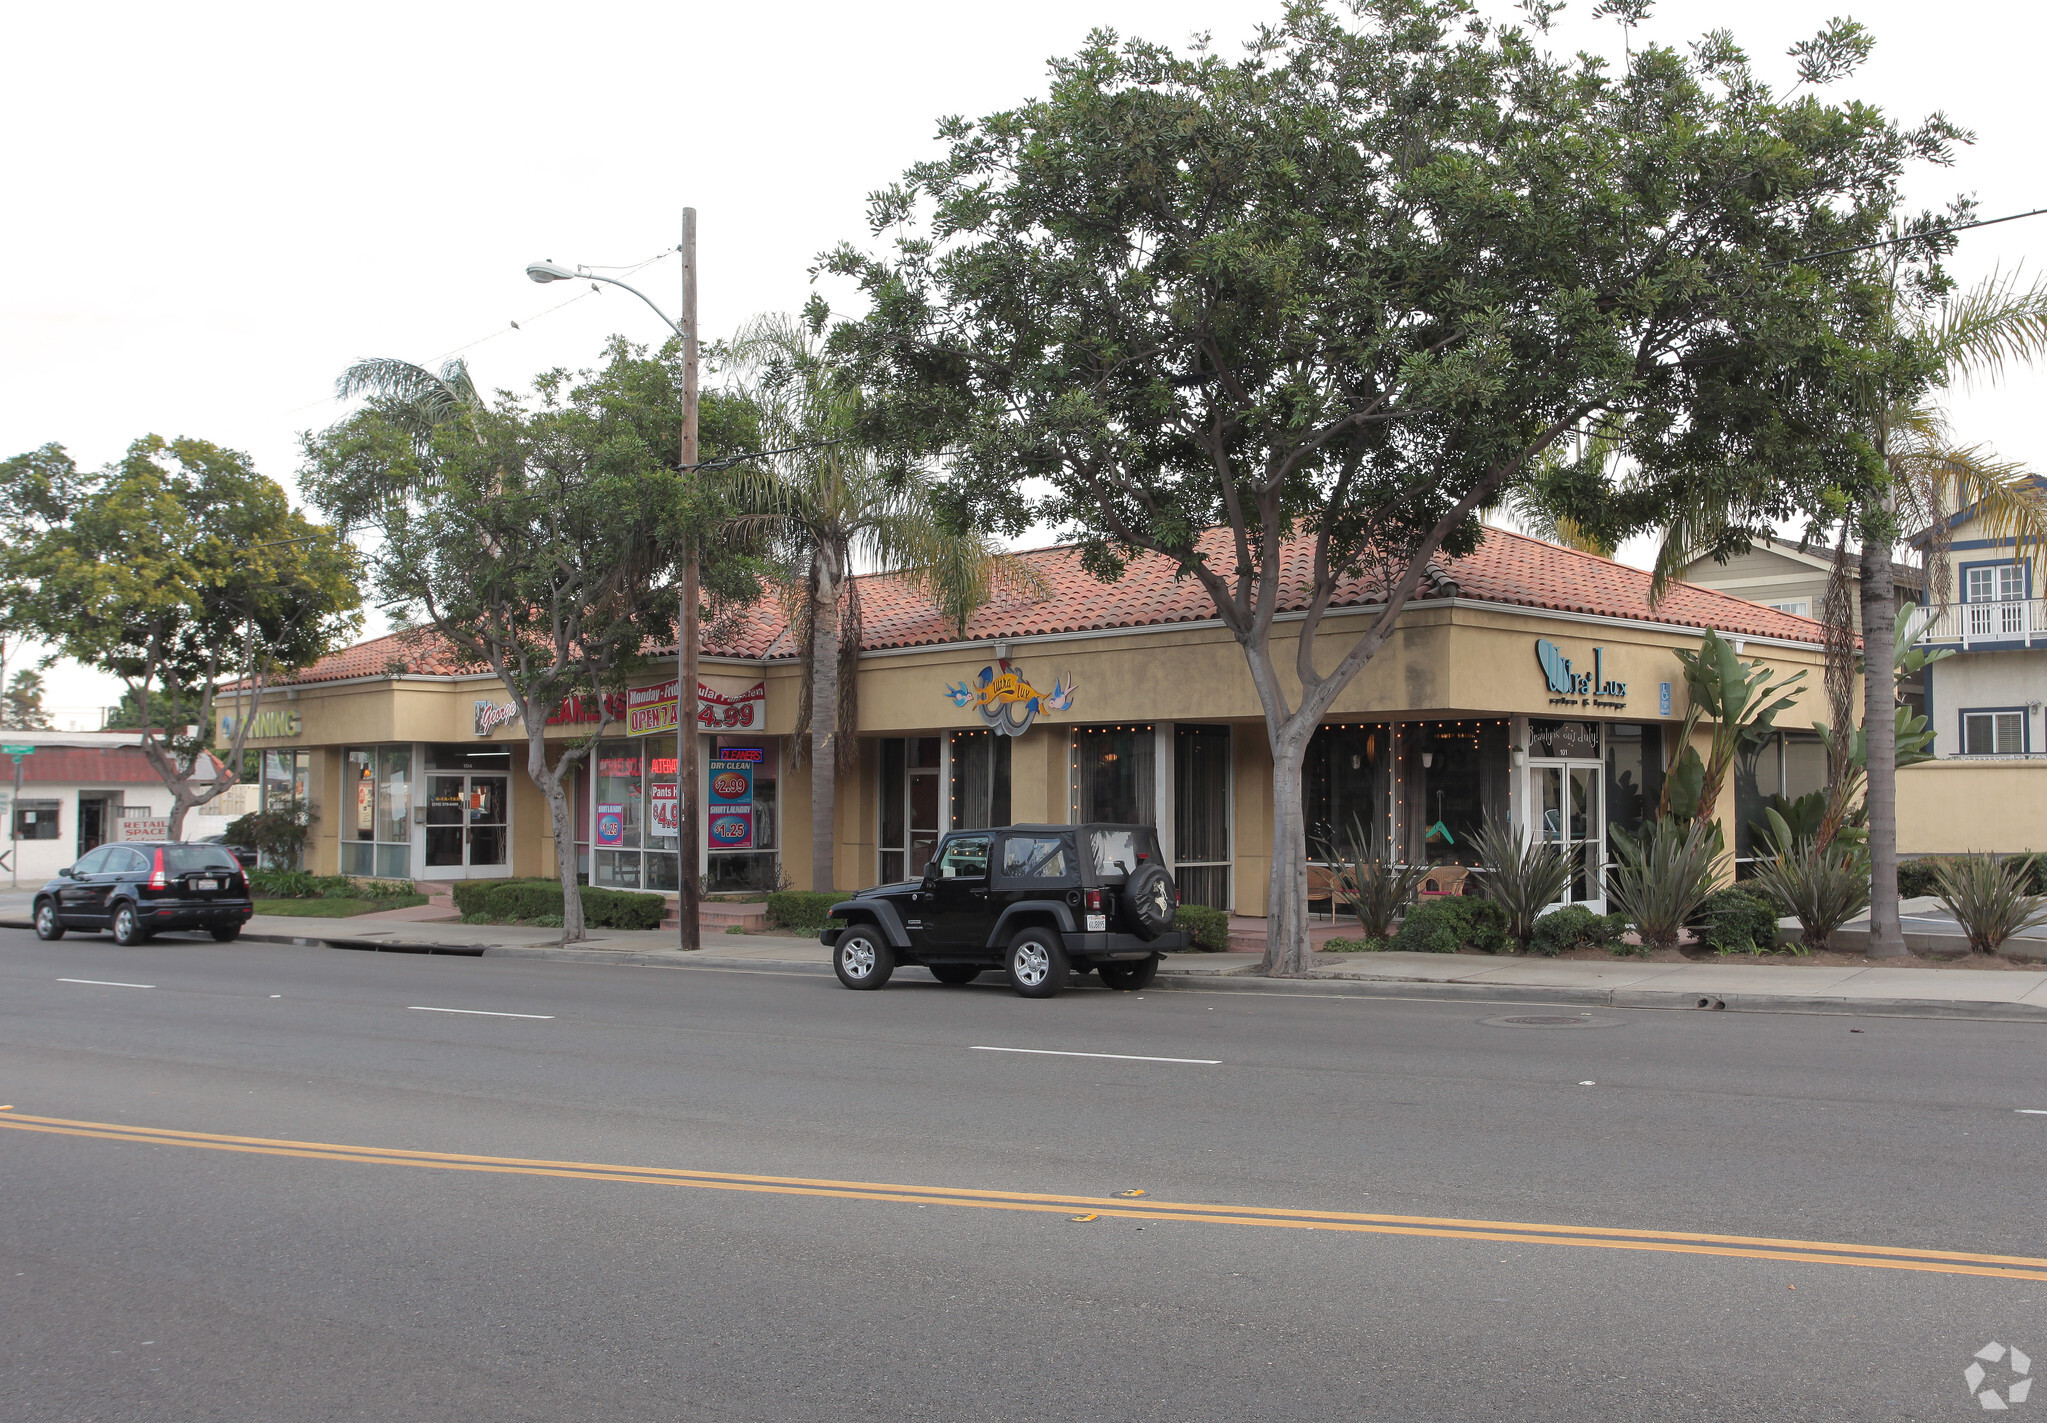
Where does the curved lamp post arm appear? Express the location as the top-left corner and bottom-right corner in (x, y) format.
(526, 260), (686, 341)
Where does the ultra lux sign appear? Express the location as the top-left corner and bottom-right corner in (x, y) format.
(1535, 639), (1628, 710)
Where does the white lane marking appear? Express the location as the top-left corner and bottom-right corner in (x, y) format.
(407, 1006), (554, 1019)
(969, 1045), (1219, 1065)
(2018, 1109), (2047, 1115)
(57, 978), (155, 989)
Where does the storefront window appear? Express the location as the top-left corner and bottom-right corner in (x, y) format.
(1399, 722), (1508, 870)
(1070, 726), (1154, 825)
(705, 738), (778, 894)
(1603, 724), (1664, 840)
(1174, 725), (1232, 910)
(877, 736), (941, 884)
(1304, 723), (1386, 861)
(257, 750), (314, 868)
(950, 730), (1012, 830)
(343, 745), (413, 879)
(592, 739), (644, 889)
(1734, 730), (1828, 865)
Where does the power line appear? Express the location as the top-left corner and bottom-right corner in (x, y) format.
(684, 437), (850, 472)
(1795, 206), (2047, 264)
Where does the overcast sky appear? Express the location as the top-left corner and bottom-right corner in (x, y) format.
(6, 0), (2042, 728)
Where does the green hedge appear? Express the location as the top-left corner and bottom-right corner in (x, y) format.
(1899, 854), (2047, 900)
(1391, 897), (1507, 954)
(451, 877), (666, 930)
(1174, 903), (1230, 952)
(767, 890), (849, 934)
(1530, 906), (1630, 957)
(1691, 887), (1780, 955)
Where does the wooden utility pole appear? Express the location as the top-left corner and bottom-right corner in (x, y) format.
(678, 206), (702, 952)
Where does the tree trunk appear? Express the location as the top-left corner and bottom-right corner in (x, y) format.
(525, 717), (587, 943)
(1262, 719), (1318, 976)
(810, 555), (841, 893)
(1859, 532), (1905, 957)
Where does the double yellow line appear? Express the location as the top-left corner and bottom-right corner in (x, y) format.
(6, 1111), (2043, 1282)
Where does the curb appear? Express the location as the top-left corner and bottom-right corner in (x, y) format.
(1149, 972), (2047, 1021)
(11, 918), (2046, 1020)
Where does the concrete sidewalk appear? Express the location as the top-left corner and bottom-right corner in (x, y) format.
(7, 891), (2047, 1020)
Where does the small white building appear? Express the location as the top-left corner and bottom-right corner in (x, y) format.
(0, 731), (229, 886)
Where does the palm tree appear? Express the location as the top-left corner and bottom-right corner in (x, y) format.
(1654, 267), (2047, 955)
(335, 356), (484, 451)
(726, 314), (1045, 892)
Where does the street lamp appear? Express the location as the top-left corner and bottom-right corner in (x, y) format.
(527, 260), (686, 341)
(525, 212), (702, 953)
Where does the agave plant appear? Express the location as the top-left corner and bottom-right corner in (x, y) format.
(1747, 810), (1870, 952)
(1606, 818), (1723, 951)
(1468, 823), (1573, 951)
(1317, 817), (1426, 942)
(1929, 854), (2047, 954)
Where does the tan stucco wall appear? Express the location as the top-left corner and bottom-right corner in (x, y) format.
(235, 602), (1834, 896)
(1898, 760), (2047, 855)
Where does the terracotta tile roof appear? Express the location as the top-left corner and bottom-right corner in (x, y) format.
(852, 526), (1826, 649)
(20, 745), (177, 785)
(275, 528), (1822, 686)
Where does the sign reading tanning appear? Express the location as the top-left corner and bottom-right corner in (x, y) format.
(1535, 639), (1627, 710)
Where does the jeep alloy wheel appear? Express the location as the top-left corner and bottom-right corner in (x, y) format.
(833, 928), (893, 990)
(1005, 928), (1068, 999)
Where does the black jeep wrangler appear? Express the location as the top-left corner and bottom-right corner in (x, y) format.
(823, 823), (1184, 997)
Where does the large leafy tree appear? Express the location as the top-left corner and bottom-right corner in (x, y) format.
(303, 341), (759, 942)
(1655, 265), (2047, 954)
(727, 313), (1043, 890)
(825, 0), (1949, 973)
(6, 436), (360, 835)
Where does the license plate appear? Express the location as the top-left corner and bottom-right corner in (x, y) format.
(195, 878), (218, 891)
(1086, 913), (1107, 932)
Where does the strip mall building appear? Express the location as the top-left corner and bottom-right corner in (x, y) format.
(229, 529), (1867, 914)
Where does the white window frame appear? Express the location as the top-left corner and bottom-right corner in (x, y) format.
(1961, 710), (2026, 756)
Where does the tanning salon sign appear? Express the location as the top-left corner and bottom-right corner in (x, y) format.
(1535, 639), (1628, 711)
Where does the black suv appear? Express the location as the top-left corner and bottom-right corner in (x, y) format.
(824, 823), (1184, 997)
(32, 841), (255, 945)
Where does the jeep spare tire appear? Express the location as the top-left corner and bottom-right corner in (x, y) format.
(1122, 864), (1177, 942)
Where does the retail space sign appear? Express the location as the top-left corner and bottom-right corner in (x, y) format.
(699, 678), (766, 731)
(594, 803), (626, 848)
(116, 813), (170, 842)
(707, 755), (755, 849)
(944, 658), (1077, 737)
(219, 708), (301, 740)
(1534, 640), (1628, 710)
(473, 700), (520, 736)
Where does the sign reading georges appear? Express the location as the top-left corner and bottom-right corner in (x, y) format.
(1535, 640), (1629, 711)
(473, 700), (520, 736)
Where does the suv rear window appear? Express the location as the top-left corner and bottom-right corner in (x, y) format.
(165, 845), (241, 874)
(1000, 835), (1074, 880)
(1088, 828), (1145, 880)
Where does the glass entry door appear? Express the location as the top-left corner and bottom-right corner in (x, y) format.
(1532, 761), (1603, 908)
(425, 774), (508, 873)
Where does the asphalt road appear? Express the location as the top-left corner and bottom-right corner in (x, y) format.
(3, 926), (2044, 1422)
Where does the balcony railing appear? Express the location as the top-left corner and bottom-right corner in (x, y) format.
(1909, 598), (2047, 647)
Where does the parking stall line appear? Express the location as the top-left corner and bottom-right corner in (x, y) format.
(408, 1006), (555, 1019)
(969, 1045), (1219, 1065)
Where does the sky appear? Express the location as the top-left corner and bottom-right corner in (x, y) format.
(5, 0), (2043, 728)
